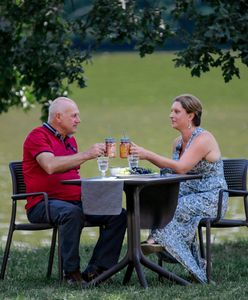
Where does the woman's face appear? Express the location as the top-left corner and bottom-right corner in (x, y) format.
(169, 101), (191, 130)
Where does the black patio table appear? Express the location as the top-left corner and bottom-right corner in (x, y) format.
(62, 173), (201, 288)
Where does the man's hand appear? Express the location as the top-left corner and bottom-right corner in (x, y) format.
(84, 143), (106, 160)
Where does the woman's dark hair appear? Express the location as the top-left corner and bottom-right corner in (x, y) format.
(173, 94), (202, 126)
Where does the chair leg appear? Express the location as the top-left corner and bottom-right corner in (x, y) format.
(205, 221), (212, 283)
(198, 225), (205, 259)
(0, 227), (14, 280)
(158, 253), (163, 281)
(57, 227), (63, 283)
(46, 227), (57, 278)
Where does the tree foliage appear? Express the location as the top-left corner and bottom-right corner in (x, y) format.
(0, 0), (89, 119)
(172, 0), (248, 83)
(0, 0), (247, 120)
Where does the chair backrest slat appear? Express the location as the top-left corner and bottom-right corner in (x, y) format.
(223, 159), (247, 192)
(9, 161), (26, 195)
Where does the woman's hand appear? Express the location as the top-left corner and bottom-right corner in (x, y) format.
(129, 142), (148, 160)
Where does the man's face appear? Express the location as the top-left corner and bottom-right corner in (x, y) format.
(58, 102), (81, 136)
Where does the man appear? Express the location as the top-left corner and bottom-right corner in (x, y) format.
(23, 97), (126, 285)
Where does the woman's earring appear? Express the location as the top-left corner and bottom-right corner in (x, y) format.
(188, 122), (192, 129)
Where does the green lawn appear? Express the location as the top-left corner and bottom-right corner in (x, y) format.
(1, 241), (248, 299)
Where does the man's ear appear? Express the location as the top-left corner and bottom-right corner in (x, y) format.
(55, 112), (62, 123)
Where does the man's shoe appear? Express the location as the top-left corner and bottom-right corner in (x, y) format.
(64, 270), (87, 286)
(141, 241), (164, 255)
(81, 265), (106, 283)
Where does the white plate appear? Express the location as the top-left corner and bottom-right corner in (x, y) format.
(116, 173), (159, 179)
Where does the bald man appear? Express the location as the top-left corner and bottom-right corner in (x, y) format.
(23, 97), (126, 285)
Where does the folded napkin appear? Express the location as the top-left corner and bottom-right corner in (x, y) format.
(81, 179), (124, 215)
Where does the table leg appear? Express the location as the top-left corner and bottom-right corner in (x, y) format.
(122, 263), (134, 284)
(85, 183), (191, 288)
(84, 254), (129, 288)
(133, 256), (148, 288)
(141, 254), (190, 285)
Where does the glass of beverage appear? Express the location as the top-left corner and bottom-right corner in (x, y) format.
(105, 137), (116, 158)
(97, 156), (109, 177)
(120, 137), (130, 158)
(128, 155), (139, 170)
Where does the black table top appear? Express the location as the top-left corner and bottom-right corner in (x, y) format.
(62, 173), (202, 186)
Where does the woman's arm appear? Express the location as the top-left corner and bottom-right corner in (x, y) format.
(130, 131), (221, 174)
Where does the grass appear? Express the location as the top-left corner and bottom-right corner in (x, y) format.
(1, 240), (248, 299)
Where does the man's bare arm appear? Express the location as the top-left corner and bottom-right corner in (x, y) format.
(36, 143), (106, 174)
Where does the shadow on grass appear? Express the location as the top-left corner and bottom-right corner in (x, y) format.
(1, 240), (248, 299)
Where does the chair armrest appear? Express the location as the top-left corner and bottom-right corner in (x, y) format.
(223, 189), (248, 196)
(216, 188), (248, 221)
(12, 192), (52, 225)
(12, 192), (48, 200)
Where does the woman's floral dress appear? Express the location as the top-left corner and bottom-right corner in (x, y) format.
(152, 127), (228, 283)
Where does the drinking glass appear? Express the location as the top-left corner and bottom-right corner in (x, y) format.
(128, 155), (139, 169)
(97, 156), (109, 177)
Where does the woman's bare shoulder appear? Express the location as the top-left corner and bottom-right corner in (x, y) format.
(194, 129), (221, 160)
(196, 130), (216, 142)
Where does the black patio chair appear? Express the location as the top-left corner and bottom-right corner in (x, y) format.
(0, 161), (63, 281)
(198, 158), (248, 282)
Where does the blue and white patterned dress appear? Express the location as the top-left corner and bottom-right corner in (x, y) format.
(152, 127), (228, 283)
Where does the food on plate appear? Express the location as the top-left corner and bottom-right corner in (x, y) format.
(110, 167), (130, 176)
(110, 166), (156, 176)
(130, 167), (154, 175)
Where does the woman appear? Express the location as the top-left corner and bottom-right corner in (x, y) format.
(130, 94), (228, 283)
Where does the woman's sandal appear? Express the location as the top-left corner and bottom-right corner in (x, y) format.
(140, 241), (164, 255)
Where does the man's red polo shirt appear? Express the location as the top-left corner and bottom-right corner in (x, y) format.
(23, 125), (81, 210)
